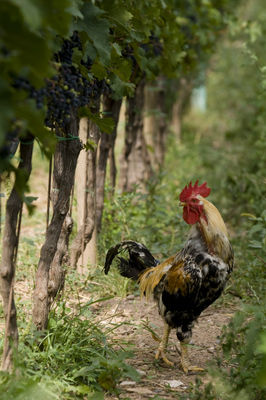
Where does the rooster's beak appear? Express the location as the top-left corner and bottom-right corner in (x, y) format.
(179, 202), (186, 207)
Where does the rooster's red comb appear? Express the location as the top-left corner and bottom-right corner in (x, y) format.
(179, 180), (211, 202)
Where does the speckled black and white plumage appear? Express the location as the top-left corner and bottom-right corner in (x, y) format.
(105, 225), (233, 344)
(152, 225), (234, 343)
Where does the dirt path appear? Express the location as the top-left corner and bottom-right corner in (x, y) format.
(1, 272), (235, 399)
(91, 295), (235, 399)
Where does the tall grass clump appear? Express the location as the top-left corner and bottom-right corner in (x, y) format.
(0, 300), (139, 399)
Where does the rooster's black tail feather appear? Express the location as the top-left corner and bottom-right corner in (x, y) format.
(104, 240), (159, 280)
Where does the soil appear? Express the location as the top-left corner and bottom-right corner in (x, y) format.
(89, 294), (235, 400)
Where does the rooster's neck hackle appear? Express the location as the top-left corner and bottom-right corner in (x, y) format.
(198, 197), (232, 263)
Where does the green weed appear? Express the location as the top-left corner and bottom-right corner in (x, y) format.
(1, 300), (139, 399)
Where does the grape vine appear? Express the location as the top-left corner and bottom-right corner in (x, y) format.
(13, 32), (106, 133)
(0, 0), (239, 170)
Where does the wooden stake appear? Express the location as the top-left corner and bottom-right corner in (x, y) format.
(69, 182), (75, 219)
(81, 151), (88, 267)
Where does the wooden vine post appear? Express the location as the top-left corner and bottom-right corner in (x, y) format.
(70, 110), (100, 271)
(119, 78), (153, 192)
(0, 135), (34, 371)
(96, 95), (122, 231)
(144, 78), (168, 170)
(71, 96), (122, 272)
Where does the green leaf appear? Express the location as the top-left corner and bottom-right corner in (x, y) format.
(79, 108), (115, 134)
(82, 39), (97, 62)
(112, 43), (122, 56)
(0, 6), (51, 84)
(101, 3), (133, 29)
(76, 384), (93, 395)
(72, 47), (83, 67)
(16, 99), (56, 156)
(74, 2), (111, 64)
(91, 62), (107, 80)
(110, 75), (135, 98)
(87, 392), (104, 400)
(24, 196), (38, 204)
(67, 1), (84, 19)
(40, 0), (73, 36)
(89, 115), (115, 134)
(23, 195), (38, 215)
(10, 0), (42, 31)
(111, 57), (132, 81)
(248, 240), (262, 249)
(84, 139), (97, 152)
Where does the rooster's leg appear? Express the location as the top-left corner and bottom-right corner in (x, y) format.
(180, 342), (204, 373)
(155, 323), (174, 366)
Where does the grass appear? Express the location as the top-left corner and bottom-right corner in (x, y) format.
(0, 289), (140, 399)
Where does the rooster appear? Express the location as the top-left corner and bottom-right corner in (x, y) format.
(104, 181), (234, 372)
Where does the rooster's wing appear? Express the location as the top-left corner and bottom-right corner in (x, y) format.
(139, 254), (202, 311)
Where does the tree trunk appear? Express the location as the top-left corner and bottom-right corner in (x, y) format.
(119, 78), (152, 192)
(82, 227), (97, 272)
(96, 95), (122, 232)
(47, 213), (73, 307)
(47, 152), (75, 306)
(170, 78), (193, 142)
(32, 116), (82, 330)
(0, 135), (34, 370)
(144, 78), (167, 170)
(70, 112), (100, 271)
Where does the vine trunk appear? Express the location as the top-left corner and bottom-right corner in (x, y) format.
(32, 116), (82, 330)
(0, 135), (34, 370)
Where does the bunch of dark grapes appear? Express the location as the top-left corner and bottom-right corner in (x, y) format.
(149, 34), (163, 56)
(54, 31), (81, 65)
(46, 32), (102, 130)
(13, 31), (104, 131)
(122, 35), (162, 73)
(13, 77), (47, 110)
(140, 34), (163, 57)
(122, 44), (137, 69)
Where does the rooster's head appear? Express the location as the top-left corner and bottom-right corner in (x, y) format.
(179, 180), (211, 225)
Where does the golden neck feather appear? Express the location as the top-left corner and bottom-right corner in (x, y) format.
(198, 197), (231, 262)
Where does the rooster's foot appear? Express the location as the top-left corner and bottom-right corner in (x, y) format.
(155, 348), (174, 367)
(180, 342), (204, 374)
(181, 363), (205, 374)
(154, 323), (173, 366)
